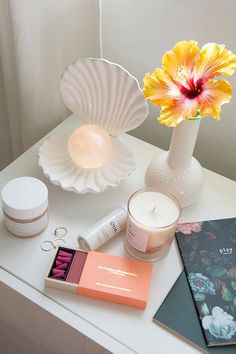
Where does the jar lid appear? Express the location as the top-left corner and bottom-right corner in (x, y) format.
(1, 177), (48, 220)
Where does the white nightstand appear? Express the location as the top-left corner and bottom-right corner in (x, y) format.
(1, 115), (236, 354)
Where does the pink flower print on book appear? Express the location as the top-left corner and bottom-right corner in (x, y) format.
(176, 222), (203, 234)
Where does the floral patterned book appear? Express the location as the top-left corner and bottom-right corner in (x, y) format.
(175, 218), (236, 347)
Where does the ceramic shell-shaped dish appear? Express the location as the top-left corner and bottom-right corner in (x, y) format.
(59, 58), (148, 136)
(38, 131), (136, 193)
(38, 58), (148, 193)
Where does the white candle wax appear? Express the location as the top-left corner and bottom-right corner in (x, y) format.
(129, 191), (179, 228)
(126, 190), (180, 256)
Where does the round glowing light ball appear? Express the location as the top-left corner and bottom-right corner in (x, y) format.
(67, 124), (112, 168)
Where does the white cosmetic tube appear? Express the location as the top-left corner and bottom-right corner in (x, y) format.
(78, 206), (127, 251)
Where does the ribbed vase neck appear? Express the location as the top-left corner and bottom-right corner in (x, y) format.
(167, 119), (201, 169)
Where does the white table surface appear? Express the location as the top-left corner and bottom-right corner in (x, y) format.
(1, 114), (236, 354)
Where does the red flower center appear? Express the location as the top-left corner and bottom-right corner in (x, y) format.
(180, 78), (203, 99)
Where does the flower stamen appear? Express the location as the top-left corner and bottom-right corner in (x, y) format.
(175, 65), (189, 81)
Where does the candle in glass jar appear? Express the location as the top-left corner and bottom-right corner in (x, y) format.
(124, 189), (181, 261)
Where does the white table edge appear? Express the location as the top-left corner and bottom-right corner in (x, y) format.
(0, 267), (137, 354)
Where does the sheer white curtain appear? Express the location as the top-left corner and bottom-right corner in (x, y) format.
(0, 0), (99, 170)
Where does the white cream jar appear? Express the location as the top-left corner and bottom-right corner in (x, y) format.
(1, 176), (48, 237)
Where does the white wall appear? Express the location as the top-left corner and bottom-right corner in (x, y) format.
(0, 0), (99, 170)
(101, 0), (236, 180)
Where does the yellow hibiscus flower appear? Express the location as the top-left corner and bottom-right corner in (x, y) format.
(143, 41), (236, 127)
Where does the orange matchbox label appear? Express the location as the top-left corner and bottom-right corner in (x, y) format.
(78, 251), (153, 309)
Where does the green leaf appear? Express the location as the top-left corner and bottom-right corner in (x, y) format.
(194, 111), (202, 119)
(186, 117), (201, 121)
(214, 279), (223, 290)
(221, 286), (233, 301)
(187, 111), (202, 121)
(231, 281), (236, 290)
(207, 265), (227, 277)
(227, 268), (236, 279)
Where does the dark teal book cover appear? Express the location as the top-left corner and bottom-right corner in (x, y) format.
(175, 218), (236, 347)
(153, 271), (236, 354)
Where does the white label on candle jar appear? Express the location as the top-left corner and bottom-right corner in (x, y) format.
(125, 191), (180, 260)
(126, 220), (149, 252)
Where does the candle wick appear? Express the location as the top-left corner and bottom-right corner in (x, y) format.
(151, 206), (157, 213)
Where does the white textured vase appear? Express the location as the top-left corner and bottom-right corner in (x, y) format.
(145, 119), (204, 208)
